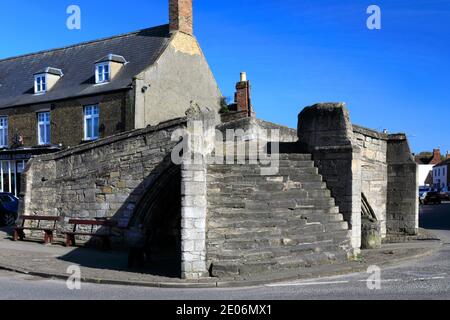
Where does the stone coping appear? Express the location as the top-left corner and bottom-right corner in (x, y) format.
(34, 117), (187, 162)
(353, 124), (407, 142)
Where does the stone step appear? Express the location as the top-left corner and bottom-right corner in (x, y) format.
(278, 154), (312, 161)
(277, 160), (315, 168)
(277, 167), (319, 176)
(210, 250), (348, 277)
(208, 165), (319, 175)
(299, 212), (345, 223)
(208, 207), (341, 220)
(207, 173), (323, 184)
(208, 241), (342, 262)
(207, 224), (328, 242)
(208, 228), (351, 250)
(314, 230), (352, 244)
(207, 218), (305, 229)
(290, 207), (340, 215)
(207, 223), (325, 241)
(208, 193), (332, 202)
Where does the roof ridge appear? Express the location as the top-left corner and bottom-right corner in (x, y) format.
(0, 24), (169, 64)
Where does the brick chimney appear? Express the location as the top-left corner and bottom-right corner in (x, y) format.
(430, 148), (441, 164)
(169, 0), (193, 35)
(234, 72), (254, 117)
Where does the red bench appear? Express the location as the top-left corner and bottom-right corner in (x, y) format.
(64, 218), (117, 249)
(14, 215), (61, 244)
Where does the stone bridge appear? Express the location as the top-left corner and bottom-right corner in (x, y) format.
(19, 103), (418, 280)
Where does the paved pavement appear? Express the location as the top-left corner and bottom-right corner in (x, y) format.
(0, 203), (449, 300)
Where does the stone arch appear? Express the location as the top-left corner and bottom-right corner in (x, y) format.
(129, 164), (182, 275)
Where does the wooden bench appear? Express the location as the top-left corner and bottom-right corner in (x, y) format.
(64, 218), (117, 249)
(14, 216), (61, 244)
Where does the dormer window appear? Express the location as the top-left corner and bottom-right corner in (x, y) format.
(33, 68), (63, 94)
(95, 54), (127, 84)
(34, 74), (47, 94)
(95, 63), (110, 84)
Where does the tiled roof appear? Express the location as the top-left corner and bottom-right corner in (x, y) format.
(435, 158), (450, 167)
(0, 24), (170, 109)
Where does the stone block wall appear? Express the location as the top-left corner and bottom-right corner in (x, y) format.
(386, 134), (419, 235)
(297, 103), (362, 252)
(353, 125), (388, 237)
(297, 103), (418, 249)
(21, 118), (187, 236)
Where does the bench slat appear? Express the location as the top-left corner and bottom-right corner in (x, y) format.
(19, 216), (60, 221)
(68, 219), (117, 226)
(65, 232), (110, 237)
(16, 227), (55, 231)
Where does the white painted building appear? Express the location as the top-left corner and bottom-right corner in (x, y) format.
(414, 149), (442, 186)
(418, 164), (434, 186)
(433, 160), (450, 191)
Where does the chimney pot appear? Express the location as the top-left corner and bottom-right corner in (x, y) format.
(240, 72), (247, 82)
(234, 72), (254, 118)
(431, 148), (441, 164)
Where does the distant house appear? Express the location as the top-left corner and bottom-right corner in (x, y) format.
(414, 149), (443, 186)
(433, 158), (450, 191)
(0, 0), (222, 196)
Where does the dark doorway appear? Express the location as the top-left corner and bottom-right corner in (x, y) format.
(129, 165), (182, 277)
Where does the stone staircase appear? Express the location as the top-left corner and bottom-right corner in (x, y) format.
(206, 152), (352, 278)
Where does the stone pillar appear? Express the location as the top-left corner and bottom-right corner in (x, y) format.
(386, 134), (419, 235)
(297, 103), (362, 254)
(181, 160), (208, 279)
(180, 104), (218, 279)
(350, 148), (362, 251)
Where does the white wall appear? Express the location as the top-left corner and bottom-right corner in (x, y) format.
(433, 164), (448, 190)
(418, 164), (433, 186)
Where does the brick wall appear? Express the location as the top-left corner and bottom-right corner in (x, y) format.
(169, 0), (193, 35)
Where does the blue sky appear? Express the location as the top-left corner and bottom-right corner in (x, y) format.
(0, 0), (449, 153)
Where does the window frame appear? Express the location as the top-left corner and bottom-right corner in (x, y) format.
(84, 105), (100, 141)
(37, 112), (51, 146)
(0, 117), (8, 148)
(34, 74), (47, 94)
(95, 62), (110, 84)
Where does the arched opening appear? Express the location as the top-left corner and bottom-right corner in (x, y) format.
(129, 165), (182, 277)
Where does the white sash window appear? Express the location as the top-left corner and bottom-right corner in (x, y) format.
(38, 112), (51, 145)
(0, 117), (8, 148)
(84, 105), (99, 141)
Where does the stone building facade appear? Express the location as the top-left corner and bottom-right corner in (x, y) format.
(0, 0), (221, 196)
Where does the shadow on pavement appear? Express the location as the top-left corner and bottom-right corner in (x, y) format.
(58, 248), (181, 278)
(0, 226), (14, 238)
